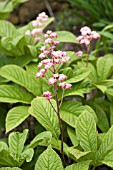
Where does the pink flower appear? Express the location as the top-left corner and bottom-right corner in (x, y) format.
(50, 32), (58, 38)
(36, 72), (44, 78)
(80, 26), (91, 36)
(25, 30), (31, 36)
(65, 83), (72, 90)
(59, 74), (67, 82)
(53, 74), (59, 78)
(44, 38), (52, 44)
(59, 82), (72, 90)
(76, 51), (83, 57)
(47, 30), (52, 35)
(76, 36), (83, 42)
(43, 91), (52, 101)
(32, 20), (38, 27)
(37, 62), (42, 69)
(39, 53), (45, 59)
(34, 37), (41, 42)
(31, 28), (42, 35)
(41, 46), (46, 52)
(91, 31), (100, 39)
(44, 34), (49, 38)
(80, 39), (90, 46)
(48, 78), (57, 85)
(53, 40), (59, 45)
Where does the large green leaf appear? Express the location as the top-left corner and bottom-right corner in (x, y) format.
(67, 127), (78, 147)
(0, 65), (41, 96)
(0, 21), (16, 37)
(31, 97), (60, 139)
(6, 106), (30, 133)
(76, 110), (97, 152)
(0, 85), (34, 104)
(65, 160), (91, 170)
(9, 129), (28, 159)
(60, 101), (84, 127)
(96, 126), (113, 161)
(97, 56), (113, 80)
(56, 31), (77, 43)
(35, 146), (64, 170)
(87, 63), (97, 82)
(26, 131), (52, 149)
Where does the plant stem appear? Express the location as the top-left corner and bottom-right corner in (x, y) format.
(86, 45), (90, 67)
(92, 166), (95, 170)
(54, 82), (65, 164)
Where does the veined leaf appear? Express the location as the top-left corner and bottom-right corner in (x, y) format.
(68, 147), (90, 160)
(0, 21), (16, 37)
(26, 131), (52, 149)
(65, 160), (91, 170)
(60, 101), (84, 127)
(31, 97), (60, 139)
(0, 65), (41, 96)
(21, 148), (34, 162)
(97, 56), (113, 80)
(0, 85), (34, 104)
(66, 67), (90, 83)
(110, 100), (113, 126)
(0, 150), (17, 167)
(9, 129), (28, 159)
(56, 31), (77, 43)
(6, 106), (30, 133)
(76, 110), (97, 152)
(101, 150), (113, 168)
(88, 63), (97, 82)
(35, 146), (64, 170)
(96, 126), (113, 161)
(0, 141), (8, 151)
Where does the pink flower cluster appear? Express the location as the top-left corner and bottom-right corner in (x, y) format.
(76, 26), (100, 46)
(36, 30), (72, 101)
(25, 12), (48, 42)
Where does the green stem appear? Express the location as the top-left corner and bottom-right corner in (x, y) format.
(86, 45), (90, 67)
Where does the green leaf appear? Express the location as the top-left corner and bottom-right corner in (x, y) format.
(21, 148), (34, 162)
(68, 147), (90, 160)
(0, 141), (8, 151)
(65, 160), (91, 170)
(96, 126), (113, 161)
(0, 150), (17, 167)
(31, 97), (60, 139)
(76, 110), (97, 152)
(88, 63), (97, 82)
(87, 102), (109, 132)
(6, 106), (30, 133)
(0, 168), (22, 170)
(101, 150), (113, 168)
(0, 85), (34, 104)
(66, 67), (90, 83)
(35, 146), (64, 170)
(9, 129), (28, 159)
(60, 101), (84, 127)
(97, 56), (113, 80)
(93, 84), (107, 93)
(56, 31), (77, 43)
(0, 65), (40, 96)
(0, 21), (16, 37)
(26, 131), (52, 149)
(67, 127), (78, 147)
(106, 88), (113, 97)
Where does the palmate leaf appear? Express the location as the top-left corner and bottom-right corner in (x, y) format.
(31, 97), (60, 140)
(0, 168), (22, 170)
(0, 65), (41, 96)
(76, 110), (97, 152)
(60, 101), (84, 127)
(97, 56), (113, 81)
(96, 126), (113, 161)
(35, 146), (64, 170)
(9, 129), (28, 158)
(0, 85), (34, 104)
(6, 106), (30, 133)
(65, 160), (91, 170)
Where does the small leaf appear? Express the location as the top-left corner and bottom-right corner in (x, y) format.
(65, 160), (91, 170)
(6, 106), (30, 133)
(67, 127), (78, 147)
(76, 110), (97, 152)
(9, 129), (28, 159)
(31, 97), (60, 139)
(35, 146), (64, 170)
(26, 131), (52, 149)
(0, 21), (16, 37)
(110, 100), (113, 126)
(21, 148), (34, 162)
(101, 150), (113, 168)
(0, 141), (8, 151)
(0, 168), (22, 170)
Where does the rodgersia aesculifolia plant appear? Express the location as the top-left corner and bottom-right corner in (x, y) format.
(36, 30), (72, 163)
